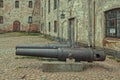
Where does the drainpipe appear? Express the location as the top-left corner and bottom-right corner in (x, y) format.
(93, 1), (96, 48)
(44, 0), (46, 35)
(57, 0), (60, 42)
(88, 0), (92, 47)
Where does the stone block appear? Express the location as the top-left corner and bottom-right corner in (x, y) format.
(42, 62), (84, 72)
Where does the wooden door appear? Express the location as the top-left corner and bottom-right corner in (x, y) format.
(13, 21), (20, 31)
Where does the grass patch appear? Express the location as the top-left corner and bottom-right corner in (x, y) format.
(108, 56), (120, 62)
(116, 58), (120, 62)
(41, 35), (55, 41)
(0, 32), (41, 37)
(13, 32), (41, 36)
(15, 56), (58, 62)
(15, 56), (40, 60)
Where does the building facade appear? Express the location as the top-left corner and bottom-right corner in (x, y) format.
(0, 0), (40, 32)
(40, 0), (120, 57)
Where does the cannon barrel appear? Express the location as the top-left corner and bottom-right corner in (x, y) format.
(16, 48), (106, 62)
(16, 44), (70, 49)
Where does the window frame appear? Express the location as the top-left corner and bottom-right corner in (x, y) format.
(48, 22), (51, 32)
(54, 0), (57, 9)
(105, 8), (120, 38)
(0, 0), (3, 8)
(0, 16), (3, 24)
(48, 0), (50, 13)
(54, 21), (57, 33)
(29, 1), (32, 8)
(28, 16), (32, 24)
(15, 1), (19, 8)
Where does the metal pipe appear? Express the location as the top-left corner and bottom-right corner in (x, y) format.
(93, 1), (96, 48)
(16, 48), (106, 62)
(87, 0), (92, 47)
(16, 44), (70, 49)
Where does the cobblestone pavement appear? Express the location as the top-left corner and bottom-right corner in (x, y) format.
(0, 33), (120, 80)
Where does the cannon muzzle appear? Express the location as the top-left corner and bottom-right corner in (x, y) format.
(16, 48), (106, 62)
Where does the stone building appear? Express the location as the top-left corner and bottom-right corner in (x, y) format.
(40, 0), (120, 57)
(0, 0), (40, 32)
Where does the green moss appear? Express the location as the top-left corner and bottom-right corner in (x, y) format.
(15, 56), (40, 60)
(108, 56), (120, 62)
(15, 56), (58, 62)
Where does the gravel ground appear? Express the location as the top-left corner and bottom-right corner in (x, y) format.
(0, 32), (120, 80)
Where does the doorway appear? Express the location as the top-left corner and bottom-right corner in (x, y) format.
(13, 20), (20, 31)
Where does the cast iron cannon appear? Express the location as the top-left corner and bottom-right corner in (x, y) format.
(16, 48), (106, 62)
(16, 44), (70, 49)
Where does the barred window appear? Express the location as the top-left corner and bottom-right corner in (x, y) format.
(0, 0), (3, 8)
(105, 9), (120, 38)
(0, 16), (3, 24)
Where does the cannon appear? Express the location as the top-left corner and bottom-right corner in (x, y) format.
(16, 48), (106, 62)
(16, 44), (70, 49)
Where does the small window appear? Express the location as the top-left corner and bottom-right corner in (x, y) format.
(41, 23), (44, 31)
(54, 21), (57, 33)
(29, 1), (32, 8)
(54, 0), (57, 9)
(28, 16), (32, 24)
(0, 16), (3, 24)
(48, 0), (50, 13)
(0, 0), (3, 8)
(105, 9), (120, 38)
(48, 22), (51, 32)
(42, 7), (43, 17)
(15, 1), (19, 8)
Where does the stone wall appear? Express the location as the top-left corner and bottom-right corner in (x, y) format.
(40, 0), (120, 53)
(0, 0), (40, 32)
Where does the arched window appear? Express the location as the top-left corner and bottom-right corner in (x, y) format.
(105, 9), (120, 38)
(0, 0), (3, 8)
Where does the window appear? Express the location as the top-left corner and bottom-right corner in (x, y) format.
(48, 22), (51, 32)
(28, 16), (32, 24)
(0, 0), (3, 8)
(42, 7), (43, 17)
(15, 1), (19, 8)
(0, 16), (3, 24)
(54, 0), (58, 9)
(29, 1), (32, 8)
(41, 23), (44, 31)
(54, 21), (57, 32)
(105, 9), (120, 38)
(48, 0), (50, 13)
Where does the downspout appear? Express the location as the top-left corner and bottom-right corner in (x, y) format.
(88, 0), (92, 47)
(57, 0), (60, 42)
(93, 1), (96, 48)
(44, 0), (46, 35)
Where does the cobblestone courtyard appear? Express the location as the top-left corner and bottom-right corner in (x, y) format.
(0, 32), (120, 80)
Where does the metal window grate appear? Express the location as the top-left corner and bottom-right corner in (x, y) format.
(105, 9), (120, 38)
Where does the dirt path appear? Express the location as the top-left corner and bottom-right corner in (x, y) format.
(0, 32), (120, 80)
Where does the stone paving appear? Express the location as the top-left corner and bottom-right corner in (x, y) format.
(0, 32), (120, 80)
